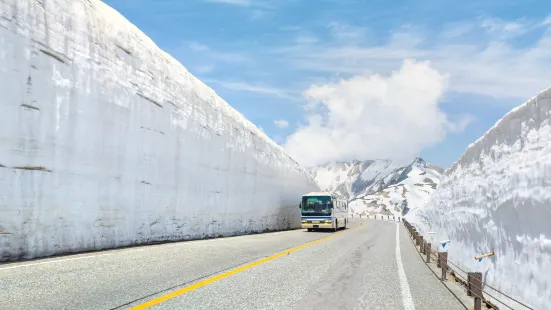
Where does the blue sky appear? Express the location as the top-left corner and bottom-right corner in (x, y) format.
(104, 0), (551, 168)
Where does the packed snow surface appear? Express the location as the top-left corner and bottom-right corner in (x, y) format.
(407, 86), (551, 309)
(0, 0), (318, 261)
(308, 158), (442, 216)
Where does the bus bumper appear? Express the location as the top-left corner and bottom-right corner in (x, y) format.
(301, 222), (333, 229)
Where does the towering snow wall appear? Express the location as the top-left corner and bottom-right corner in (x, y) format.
(0, 0), (319, 261)
(407, 87), (551, 309)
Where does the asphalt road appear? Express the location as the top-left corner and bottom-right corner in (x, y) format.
(0, 219), (466, 310)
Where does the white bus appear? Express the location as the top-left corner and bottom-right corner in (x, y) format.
(299, 192), (349, 232)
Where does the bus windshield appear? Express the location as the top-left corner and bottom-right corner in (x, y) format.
(301, 196), (332, 216)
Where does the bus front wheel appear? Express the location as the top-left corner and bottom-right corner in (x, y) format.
(334, 220), (338, 232)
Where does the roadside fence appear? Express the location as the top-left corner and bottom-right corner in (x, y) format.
(402, 219), (535, 310)
(353, 214), (401, 222)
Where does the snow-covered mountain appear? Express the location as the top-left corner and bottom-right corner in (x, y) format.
(407, 86), (551, 309)
(308, 158), (443, 216)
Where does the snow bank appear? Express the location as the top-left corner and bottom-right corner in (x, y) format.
(0, 0), (318, 261)
(407, 87), (551, 309)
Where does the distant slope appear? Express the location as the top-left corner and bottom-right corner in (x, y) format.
(308, 158), (443, 216)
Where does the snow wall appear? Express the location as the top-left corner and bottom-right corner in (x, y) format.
(407, 87), (551, 309)
(0, 0), (319, 261)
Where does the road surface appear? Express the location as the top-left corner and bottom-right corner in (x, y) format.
(0, 219), (466, 310)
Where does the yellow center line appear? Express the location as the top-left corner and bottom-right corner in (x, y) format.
(130, 222), (364, 309)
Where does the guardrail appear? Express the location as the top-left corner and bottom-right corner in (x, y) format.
(402, 219), (535, 310)
(353, 214), (401, 222)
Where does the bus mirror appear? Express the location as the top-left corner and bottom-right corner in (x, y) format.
(329, 202), (334, 208)
(299, 202), (302, 209)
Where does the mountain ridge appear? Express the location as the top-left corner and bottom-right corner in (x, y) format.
(307, 158), (443, 216)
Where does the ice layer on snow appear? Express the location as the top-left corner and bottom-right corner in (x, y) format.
(0, 0), (318, 261)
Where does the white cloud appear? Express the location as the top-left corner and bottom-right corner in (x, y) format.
(204, 79), (297, 101)
(295, 35), (319, 44)
(193, 64), (215, 74)
(209, 51), (252, 64)
(188, 41), (210, 52)
(327, 22), (365, 41)
(275, 18), (551, 101)
(274, 119), (289, 128)
(478, 16), (534, 38)
(440, 22), (475, 39)
(180, 14), (551, 167)
(284, 60), (462, 167)
(187, 41), (252, 64)
(447, 114), (476, 133)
